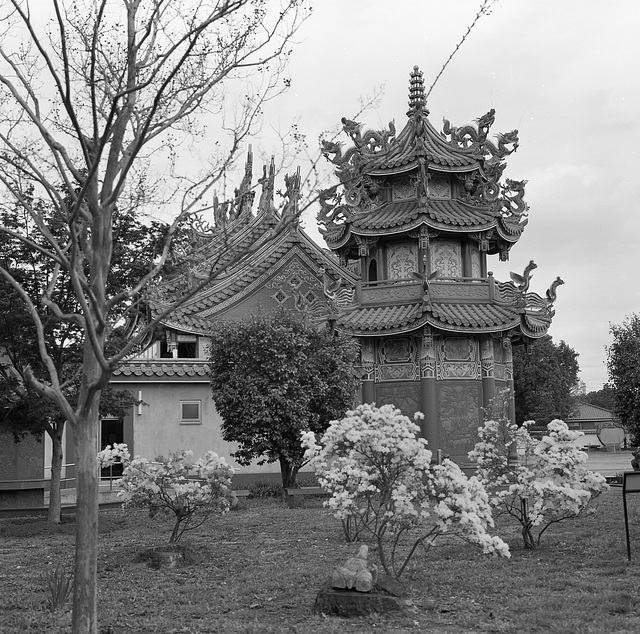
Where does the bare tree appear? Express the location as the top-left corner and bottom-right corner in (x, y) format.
(0, 1), (308, 632)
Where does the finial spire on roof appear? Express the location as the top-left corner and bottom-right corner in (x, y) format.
(407, 65), (429, 117)
(237, 144), (253, 197)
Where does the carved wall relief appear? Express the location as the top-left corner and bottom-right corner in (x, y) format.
(436, 336), (480, 380)
(392, 177), (416, 201)
(376, 336), (419, 382)
(360, 339), (375, 382)
(430, 239), (462, 278)
(387, 242), (418, 280)
(427, 175), (451, 199)
(480, 336), (494, 379)
(470, 243), (482, 278)
(265, 258), (324, 313)
(375, 382), (420, 418)
(438, 383), (482, 463)
(493, 338), (513, 381)
(420, 328), (436, 379)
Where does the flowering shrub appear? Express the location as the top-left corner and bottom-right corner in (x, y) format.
(98, 445), (236, 543)
(302, 403), (509, 579)
(469, 415), (608, 549)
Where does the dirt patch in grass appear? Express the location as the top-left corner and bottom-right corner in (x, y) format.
(0, 512), (127, 538)
(2, 491), (640, 633)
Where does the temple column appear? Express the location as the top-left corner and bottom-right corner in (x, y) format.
(419, 327), (439, 452)
(360, 339), (375, 404)
(504, 339), (516, 424)
(480, 336), (496, 408)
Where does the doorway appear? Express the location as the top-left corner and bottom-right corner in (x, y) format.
(100, 418), (124, 478)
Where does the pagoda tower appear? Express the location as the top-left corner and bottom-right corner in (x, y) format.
(318, 66), (562, 466)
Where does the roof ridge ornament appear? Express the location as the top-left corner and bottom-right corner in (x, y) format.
(258, 156), (276, 214)
(407, 65), (429, 117)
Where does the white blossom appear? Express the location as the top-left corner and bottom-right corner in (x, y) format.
(302, 403), (509, 579)
(470, 415), (608, 549)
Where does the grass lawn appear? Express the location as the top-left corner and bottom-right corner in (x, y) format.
(2, 488), (640, 633)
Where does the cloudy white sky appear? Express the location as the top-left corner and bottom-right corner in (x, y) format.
(250, 0), (640, 393)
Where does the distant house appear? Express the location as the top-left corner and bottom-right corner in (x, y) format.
(568, 401), (625, 449)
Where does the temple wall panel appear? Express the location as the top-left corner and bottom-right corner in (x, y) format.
(375, 336), (419, 382)
(386, 242), (418, 280)
(430, 239), (462, 277)
(436, 335), (481, 380)
(437, 380), (483, 465)
(374, 381), (421, 418)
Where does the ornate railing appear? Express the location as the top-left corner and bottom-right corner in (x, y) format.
(360, 276), (494, 305)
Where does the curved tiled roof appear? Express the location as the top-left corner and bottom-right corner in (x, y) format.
(323, 198), (501, 250)
(113, 361), (209, 378)
(154, 225), (357, 334)
(367, 116), (481, 174)
(351, 199), (497, 233)
(336, 300), (521, 336)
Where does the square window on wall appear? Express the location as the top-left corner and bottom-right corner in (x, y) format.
(180, 400), (202, 425)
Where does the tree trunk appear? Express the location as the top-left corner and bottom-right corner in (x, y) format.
(279, 456), (300, 489)
(71, 395), (101, 634)
(47, 420), (65, 525)
(520, 497), (536, 550)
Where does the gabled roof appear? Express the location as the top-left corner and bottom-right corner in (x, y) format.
(569, 402), (620, 423)
(145, 154), (357, 336)
(157, 225), (356, 334)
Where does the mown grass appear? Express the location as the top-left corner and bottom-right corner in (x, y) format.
(2, 488), (640, 633)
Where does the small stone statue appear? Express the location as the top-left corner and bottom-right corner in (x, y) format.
(331, 545), (378, 593)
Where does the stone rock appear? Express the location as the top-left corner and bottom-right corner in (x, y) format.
(313, 580), (408, 617)
(331, 545), (378, 593)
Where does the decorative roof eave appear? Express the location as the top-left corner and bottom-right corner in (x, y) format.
(322, 214), (500, 251)
(335, 271), (562, 340)
(368, 160), (482, 177)
(336, 306), (553, 340)
(495, 215), (529, 242)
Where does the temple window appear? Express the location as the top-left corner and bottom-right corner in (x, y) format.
(368, 258), (378, 283)
(160, 332), (198, 358)
(180, 400), (202, 425)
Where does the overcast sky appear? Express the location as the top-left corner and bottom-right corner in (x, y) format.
(250, 0), (640, 393)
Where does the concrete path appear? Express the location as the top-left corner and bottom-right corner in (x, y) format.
(585, 450), (634, 477)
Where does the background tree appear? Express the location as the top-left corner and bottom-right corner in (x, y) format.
(513, 335), (580, 426)
(0, 2), (308, 632)
(208, 310), (359, 488)
(607, 314), (640, 444)
(0, 200), (184, 523)
(583, 385), (616, 411)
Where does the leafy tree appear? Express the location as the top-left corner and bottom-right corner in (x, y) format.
(607, 314), (640, 443)
(583, 385), (616, 412)
(0, 201), (186, 523)
(0, 2), (308, 631)
(98, 445), (236, 544)
(513, 335), (580, 426)
(209, 310), (359, 488)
